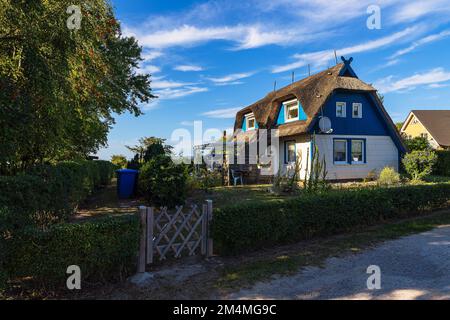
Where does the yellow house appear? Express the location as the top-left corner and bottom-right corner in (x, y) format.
(401, 110), (450, 150)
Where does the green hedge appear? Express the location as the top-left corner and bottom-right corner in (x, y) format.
(434, 151), (450, 176)
(212, 184), (450, 254)
(2, 214), (139, 288)
(0, 160), (116, 227)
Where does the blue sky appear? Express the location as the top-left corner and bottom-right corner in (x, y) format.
(97, 0), (450, 159)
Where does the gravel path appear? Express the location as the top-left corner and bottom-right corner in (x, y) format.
(226, 225), (450, 300)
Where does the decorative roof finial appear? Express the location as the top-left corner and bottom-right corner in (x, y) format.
(341, 56), (353, 65)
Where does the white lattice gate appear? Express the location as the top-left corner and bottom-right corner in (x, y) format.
(137, 200), (213, 270)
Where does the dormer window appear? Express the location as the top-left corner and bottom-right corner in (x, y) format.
(245, 113), (256, 131)
(284, 99), (299, 122)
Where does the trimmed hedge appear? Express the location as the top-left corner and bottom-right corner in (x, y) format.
(434, 151), (450, 176)
(2, 214), (139, 288)
(0, 160), (115, 227)
(212, 184), (450, 254)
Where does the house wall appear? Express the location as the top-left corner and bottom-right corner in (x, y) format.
(314, 134), (399, 180)
(312, 92), (390, 136)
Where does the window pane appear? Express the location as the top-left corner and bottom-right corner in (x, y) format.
(287, 142), (296, 162)
(287, 105), (299, 119)
(334, 140), (347, 162)
(352, 140), (363, 162)
(248, 118), (255, 128)
(336, 102), (346, 117)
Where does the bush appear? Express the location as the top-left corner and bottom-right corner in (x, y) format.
(0, 160), (116, 228)
(2, 214), (139, 288)
(434, 151), (450, 176)
(402, 150), (438, 181)
(377, 167), (400, 186)
(187, 168), (222, 193)
(404, 136), (431, 151)
(138, 155), (188, 207)
(212, 184), (450, 254)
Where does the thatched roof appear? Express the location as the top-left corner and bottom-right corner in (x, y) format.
(233, 63), (377, 136)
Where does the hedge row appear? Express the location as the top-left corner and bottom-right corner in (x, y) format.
(0, 160), (116, 227)
(434, 151), (450, 176)
(1, 214), (139, 288)
(212, 184), (450, 254)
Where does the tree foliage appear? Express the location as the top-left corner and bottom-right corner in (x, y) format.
(0, 0), (155, 174)
(404, 136), (431, 151)
(111, 154), (127, 169)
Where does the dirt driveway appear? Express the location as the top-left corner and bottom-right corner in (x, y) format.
(226, 225), (450, 300)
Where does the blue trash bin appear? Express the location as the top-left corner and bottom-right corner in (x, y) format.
(116, 169), (139, 199)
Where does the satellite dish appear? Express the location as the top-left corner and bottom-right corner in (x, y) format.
(319, 116), (333, 134)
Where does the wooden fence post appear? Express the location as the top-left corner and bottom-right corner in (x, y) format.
(201, 203), (208, 256)
(206, 200), (214, 257)
(138, 206), (147, 273)
(146, 207), (154, 265)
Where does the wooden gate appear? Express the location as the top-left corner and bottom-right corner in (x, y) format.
(137, 200), (213, 271)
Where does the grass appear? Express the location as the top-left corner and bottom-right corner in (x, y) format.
(215, 209), (450, 290)
(188, 184), (296, 209)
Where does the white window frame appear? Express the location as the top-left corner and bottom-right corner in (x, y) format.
(351, 140), (364, 164)
(333, 139), (348, 164)
(336, 102), (346, 118)
(284, 99), (299, 123)
(245, 113), (256, 131)
(352, 103), (362, 118)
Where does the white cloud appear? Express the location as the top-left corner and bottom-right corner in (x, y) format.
(124, 24), (313, 51)
(207, 72), (255, 84)
(391, 29), (450, 59)
(393, 0), (450, 23)
(174, 65), (204, 72)
(151, 79), (195, 90)
(272, 27), (418, 73)
(139, 64), (160, 74)
(201, 107), (242, 118)
(428, 83), (450, 88)
(156, 86), (208, 100)
(374, 68), (450, 93)
(142, 50), (163, 61)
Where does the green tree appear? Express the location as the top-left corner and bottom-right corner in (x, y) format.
(126, 136), (173, 164)
(111, 154), (127, 169)
(404, 136), (431, 151)
(0, 0), (155, 174)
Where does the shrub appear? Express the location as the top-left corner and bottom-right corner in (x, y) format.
(377, 167), (400, 186)
(188, 168), (222, 193)
(212, 184), (450, 254)
(402, 150), (438, 181)
(138, 155), (188, 207)
(434, 151), (450, 176)
(0, 160), (116, 228)
(2, 214), (139, 288)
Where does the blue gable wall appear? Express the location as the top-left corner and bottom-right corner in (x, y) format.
(311, 91), (389, 136)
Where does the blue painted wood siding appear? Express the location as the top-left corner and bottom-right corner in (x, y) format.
(312, 92), (390, 136)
